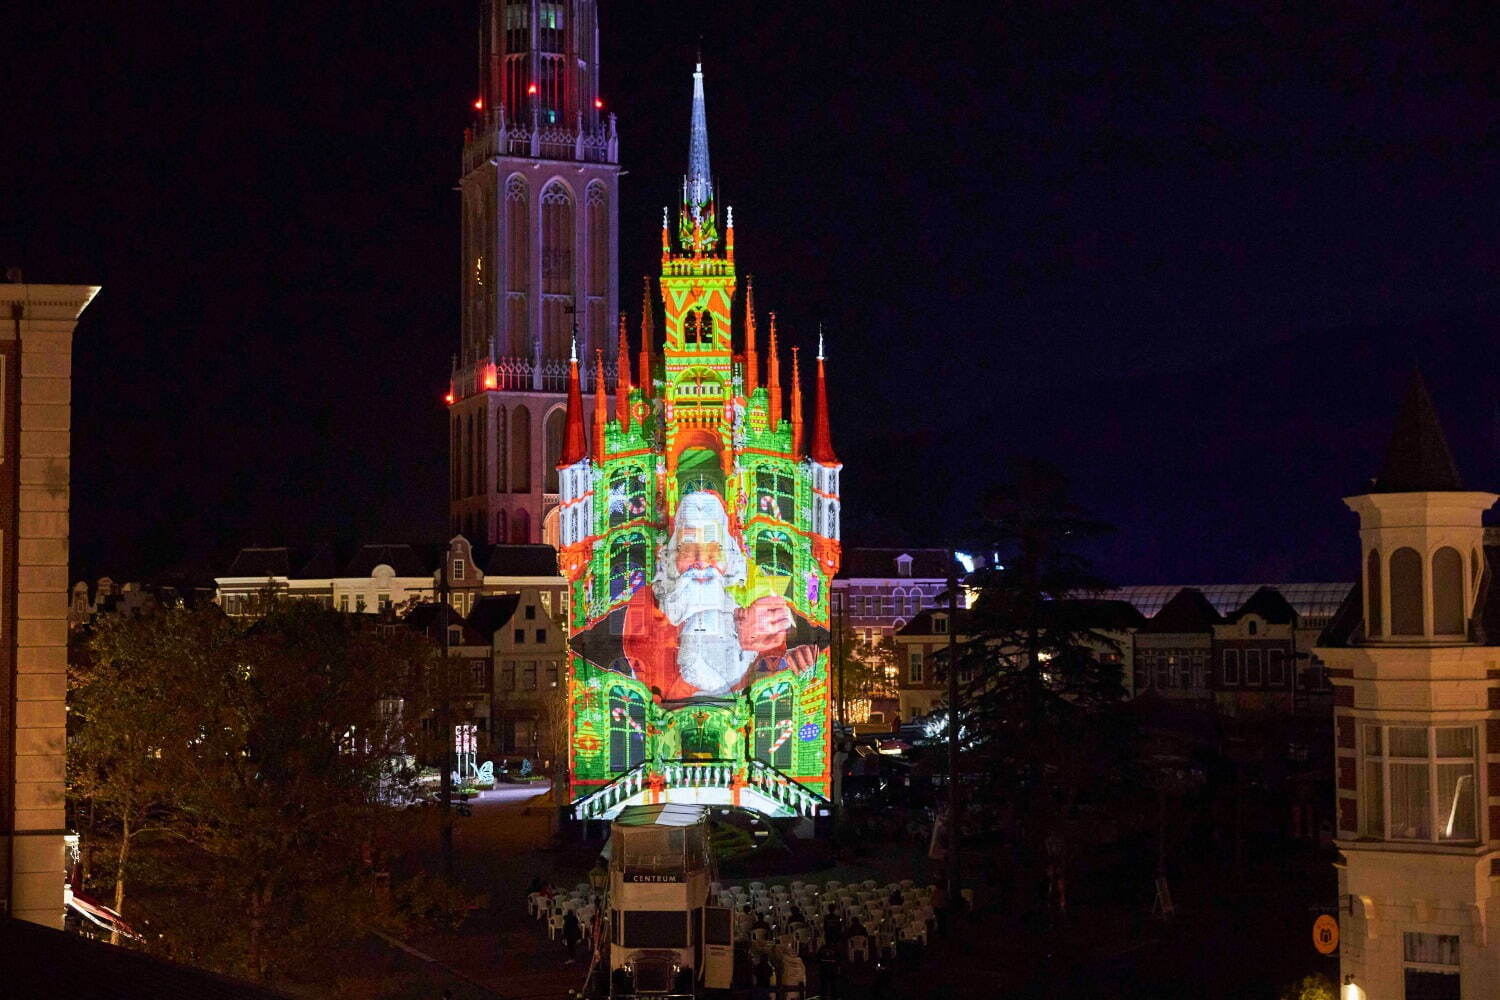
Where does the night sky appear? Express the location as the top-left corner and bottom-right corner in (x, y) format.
(8, 2), (1500, 586)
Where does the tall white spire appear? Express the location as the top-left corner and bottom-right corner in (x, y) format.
(687, 61), (713, 214)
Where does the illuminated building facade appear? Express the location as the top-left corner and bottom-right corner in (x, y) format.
(449, 0), (621, 546)
(557, 65), (840, 823)
(1320, 374), (1500, 1000)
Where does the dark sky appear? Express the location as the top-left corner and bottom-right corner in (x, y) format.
(8, 2), (1500, 585)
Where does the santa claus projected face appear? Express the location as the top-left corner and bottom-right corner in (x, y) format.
(573, 490), (822, 702)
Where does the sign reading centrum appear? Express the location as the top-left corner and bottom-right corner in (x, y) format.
(623, 872), (686, 884)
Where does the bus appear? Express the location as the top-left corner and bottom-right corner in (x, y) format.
(598, 803), (733, 996)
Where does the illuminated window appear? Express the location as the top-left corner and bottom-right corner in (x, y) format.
(752, 682), (794, 769)
(608, 531), (648, 601)
(1362, 725), (1476, 842)
(754, 467), (795, 522)
(453, 559), (465, 581)
(754, 530), (794, 577)
(607, 466), (649, 527)
(608, 687), (646, 772)
(1404, 933), (1460, 999)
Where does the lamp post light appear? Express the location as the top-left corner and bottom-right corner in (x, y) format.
(945, 547), (961, 913)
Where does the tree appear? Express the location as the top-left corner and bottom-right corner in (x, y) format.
(72, 599), (465, 982)
(950, 459), (1131, 881)
(70, 611), (224, 941)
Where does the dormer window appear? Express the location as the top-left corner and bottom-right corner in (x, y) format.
(1247, 619), (1258, 636)
(896, 554), (913, 578)
(448, 627), (463, 646)
(934, 615), (948, 635)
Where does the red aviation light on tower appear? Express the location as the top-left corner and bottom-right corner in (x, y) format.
(528, 83), (538, 96)
(444, 389), (455, 406)
(483, 363), (498, 390)
(473, 97), (484, 111)
(594, 97), (604, 110)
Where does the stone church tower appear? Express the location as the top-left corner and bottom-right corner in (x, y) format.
(1321, 373), (1500, 1000)
(449, 0), (621, 545)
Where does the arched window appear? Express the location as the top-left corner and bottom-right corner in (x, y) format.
(1366, 549), (1383, 637)
(755, 466), (796, 523)
(755, 530), (795, 577)
(476, 409), (488, 497)
(608, 686), (646, 773)
(504, 176), (529, 358)
(1390, 547), (1424, 636)
(544, 407), (566, 493)
(512, 508), (531, 544)
(494, 406), (507, 492)
(450, 416), (461, 501)
(511, 404), (531, 492)
(1433, 547), (1465, 636)
(753, 681), (795, 770)
(607, 465), (649, 526)
(541, 182), (574, 360)
(464, 413), (475, 497)
(496, 510), (507, 545)
(608, 532), (648, 601)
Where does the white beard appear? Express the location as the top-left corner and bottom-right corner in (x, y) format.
(675, 612), (754, 696)
(659, 567), (736, 627)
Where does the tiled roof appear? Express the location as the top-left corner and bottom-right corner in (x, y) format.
(342, 544), (432, 578)
(1137, 588), (1223, 633)
(474, 544), (560, 577)
(468, 594), (522, 637)
(224, 547), (294, 578)
(1371, 370), (1464, 493)
(838, 548), (956, 580)
(1228, 586), (1298, 625)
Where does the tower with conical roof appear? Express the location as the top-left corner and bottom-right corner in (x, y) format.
(1319, 372), (1500, 998)
(449, 0), (622, 546)
(554, 62), (842, 822)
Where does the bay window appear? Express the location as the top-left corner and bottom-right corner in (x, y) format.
(1362, 724), (1477, 842)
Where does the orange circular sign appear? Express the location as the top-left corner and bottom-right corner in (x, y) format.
(1313, 914), (1340, 955)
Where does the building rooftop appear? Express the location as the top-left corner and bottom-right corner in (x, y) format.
(1370, 370), (1464, 493)
(218, 540), (561, 581)
(837, 548), (957, 580)
(1102, 583), (1353, 621)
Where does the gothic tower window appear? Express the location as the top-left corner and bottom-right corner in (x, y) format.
(450, 416), (461, 501)
(541, 182), (574, 361)
(587, 183), (608, 354)
(512, 508), (531, 544)
(476, 409), (489, 499)
(505, 176), (530, 357)
(544, 407), (566, 493)
(511, 404), (532, 492)
(1432, 546), (1465, 636)
(494, 406), (508, 492)
(1389, 547), (1424, 636)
